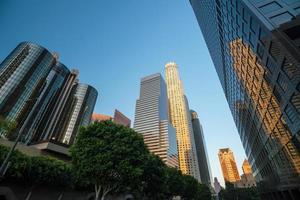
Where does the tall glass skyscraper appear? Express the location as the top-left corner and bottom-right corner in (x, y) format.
(134, 73), (178, 168)
(0, 42), (98, 148)
(165, 62), (200, 181)
(190, 0), (300, 198)
(0, 42), (55, 137)
(190, 110), (212, 185)
(57, 83), (98, 145)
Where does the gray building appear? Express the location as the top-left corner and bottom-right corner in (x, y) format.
(0, 42), (56, 138)
(134, 73), (178, 168)
(190, 0), (300, 198)
(190, 110), (212, 186)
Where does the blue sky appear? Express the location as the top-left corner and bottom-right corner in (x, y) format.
(0, 0), (246, 186)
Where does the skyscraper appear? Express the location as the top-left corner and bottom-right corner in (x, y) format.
(56, 83), (98, 145)
(242, 159), (253, 175)
(0, 42), (56, 137)
(0, 42), (98, 148)
(190, 110), (212, 185)
(190, 0), (300, 197)
(218, 148), (241, 183)
(134, 73), (178, 168)
(165, 62), (200, 180)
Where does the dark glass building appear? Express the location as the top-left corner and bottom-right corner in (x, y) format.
(190, 110), (212, 186)
(23, 63), (71, 144)
(190, 0), (300, 198)
(55, 83), (98, 145)
(0, 42), (55, 137)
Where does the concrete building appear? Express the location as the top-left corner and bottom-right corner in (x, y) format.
(134, 73), (178, 168)
(190, 0), (300, 198)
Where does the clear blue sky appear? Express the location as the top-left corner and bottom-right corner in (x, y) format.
(0, 0), (246, 186)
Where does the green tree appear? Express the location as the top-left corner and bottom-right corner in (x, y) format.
(164, 167), (184, 199)
(0, 116), (17, 139)
(140, 153), (168, 199)
(220, 182), (260, 200)
(70, 120), (149, 200)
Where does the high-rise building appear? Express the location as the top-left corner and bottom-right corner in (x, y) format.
(56, 83), (98, 145)
(242, 159), (253, 175)
(190, 110), (212, 185)
(22, 62), (71, 144)
(113, 109), (131, 127)
(190, 0), (300, 197)
(0, 42), (56, 137)
(235, 159), (256, 188)
(30, 69), (79, 144)
(134, 73), (178, 168)
(218, 148), (241, 183)
(165, 62), (200, 180)
(0, 42), (98, 148)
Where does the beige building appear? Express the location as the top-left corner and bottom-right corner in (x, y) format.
(218, 148), (240, 183)
(165, 62), (200, 181)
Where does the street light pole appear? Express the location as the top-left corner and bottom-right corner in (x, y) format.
(0, 98), (38, 177)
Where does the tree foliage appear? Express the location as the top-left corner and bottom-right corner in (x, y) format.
(0, 144), (71, 187)
(70, 120), (149, 200)
(0, 116), (17, 139)
(219, 182), (261, 200)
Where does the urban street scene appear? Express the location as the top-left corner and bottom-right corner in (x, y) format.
(0, 0), (299, 200)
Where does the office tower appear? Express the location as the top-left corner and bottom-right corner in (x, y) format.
(190, 0), (300, 197)
(30, 69), (79, 143)
(190, 110), (212, 185)
(22, 63), (71, 144)
(0, 42), (56, 137)
(91, 113), (113, 122)
(56, 83), (98, 145)
(165, 62), (200, 180)
(236, 159), (256, 188)
(134, 73), (178, 168)
(242, 159), (253, 175)
(184, 96), (201, 181)
(218, 148), (241, 183)
(113, 109), (131, 127)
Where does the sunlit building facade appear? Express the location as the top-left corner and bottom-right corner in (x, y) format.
(134, 73), (178, 168)
(190, 0), (300, 198)
(165, 62), (200, 180)
(218, 148), (241, 183)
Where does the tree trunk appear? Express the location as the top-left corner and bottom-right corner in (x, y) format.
(25, 191), (32, 200)
(95, 184), (101, 200)
(57, 192), (64, 200)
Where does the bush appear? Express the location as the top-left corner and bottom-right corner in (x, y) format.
(0, 144), (71, 187)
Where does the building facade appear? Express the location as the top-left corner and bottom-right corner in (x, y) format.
(218, 148), (241, 183)
(165, 62), (200, 180)
(190, 0), (300, 198)
(113, 109), (131, 127)
(190, 110), (212, 185)
(0, 42), (98, 148)
(134, 73), (178, 168)
(57, 83), (98, 145)
(0, 42), (56, 137)
(91, 113), (113, 122)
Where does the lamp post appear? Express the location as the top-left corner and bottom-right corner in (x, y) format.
(0, 98), (38, 177)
